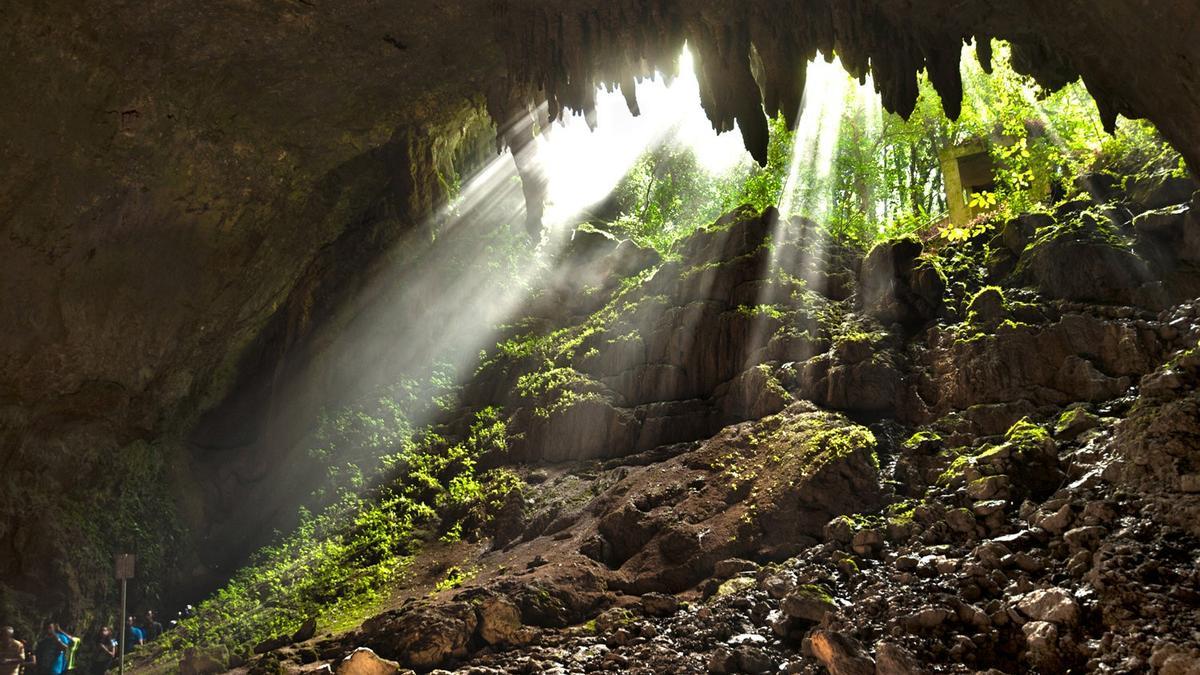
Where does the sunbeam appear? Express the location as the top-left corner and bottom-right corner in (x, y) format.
(538, 46), (754, 229)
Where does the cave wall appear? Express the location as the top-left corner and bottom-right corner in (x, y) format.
(1, 0), (1198, 627)
(0, 0), (491, 624)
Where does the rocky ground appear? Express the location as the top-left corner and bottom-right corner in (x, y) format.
(175, 172), (1200, 675)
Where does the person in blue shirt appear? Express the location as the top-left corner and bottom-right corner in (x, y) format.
(33, 622), (68, 675)
(122, 618), (143, 655)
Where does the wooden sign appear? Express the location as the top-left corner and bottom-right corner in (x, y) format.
(115, 554), (135, 580)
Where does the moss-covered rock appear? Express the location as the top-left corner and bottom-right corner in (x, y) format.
(859, 237), (946, 329)
(1015, 210), (1161, 306)
(966, 286), (1008, 331)
(1054, 407), (1101, 440)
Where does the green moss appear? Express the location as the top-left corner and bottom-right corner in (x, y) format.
(902, 431), (943, 452)
(935, 447), (981, 487)
(679, 243), (769, 280)
(936, 418), (1051, 487)
(1015, 207), (1133, 279)
(1004, 417), (1051, 447)
(966, 285), (1006, 318)
(156, 407), (521, 662)
(715, 576), (757, 598)
(737, 303), (787, 321)
(884, 499), (919, 525)
(793, 583), (836, 605)
(1054, 408), (1089, 434)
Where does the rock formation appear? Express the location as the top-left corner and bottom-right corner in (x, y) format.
(2, 1), (1200, 669)
(195, 173), (1200, 674)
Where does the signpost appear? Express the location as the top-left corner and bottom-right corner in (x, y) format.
(114, 554), (135, 675)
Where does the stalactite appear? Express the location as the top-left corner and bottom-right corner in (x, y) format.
(923, 37), (966, 121)
(975, 35), (994, 75)
(487, 0), (1170, 184)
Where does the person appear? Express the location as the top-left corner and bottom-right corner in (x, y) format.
(120, 619), (141, 656)
(0, 627), (25, 675)
(33, 623), (68, 675)
(59, 628), (79, 675)
(89, 629), (115, 675)
(139, 612), (162, 642)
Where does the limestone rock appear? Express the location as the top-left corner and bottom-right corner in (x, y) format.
(1017, 224), (1156, 306)
(810, 631), (876, 675)
(362, 602), (478, 670)
(781, 586), (837, 623)
(180, 647), (228, 675)
(713, 558), (758, 579)
(291, 617), (317, 643)
(1022, 620), (1061, 671)
(640, 592), (680, 617)
(1016, 588), (1079, 625)
(859, 237), (944, 328)
(338, 649), (402, 675)
(873, 641), (926, 675)
(476, 594), (525, 646)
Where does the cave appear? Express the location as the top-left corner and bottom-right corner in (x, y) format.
(2, 1), (1200, 674)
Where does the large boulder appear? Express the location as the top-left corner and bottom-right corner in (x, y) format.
(338, 648), (404, 675)
(1016, 587), (1080, 625)
(1016, 214), (1160, 306)
(361, 601), (478, 670)
(859, 237), (945, 329)
(474, 593), (527, 646)
(1134, 198), (1200, 267)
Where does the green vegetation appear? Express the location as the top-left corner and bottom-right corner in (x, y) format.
(607, 116), (793, 254)
(902, 431), (943, 452)
(433, 566), (475, 593)
(793, 583), (836, 605)
(159, 407), (525, 656)
(598, 41), (1183, 257)
(936, 417), (1052, 487)
(1005, 417), (1052, 447)
(146, 38), (1191, 666)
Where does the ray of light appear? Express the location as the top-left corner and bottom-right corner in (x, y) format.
(767, 57), (877, 289)
(777, 58), (854, 223)
(539, 46), (753, 229)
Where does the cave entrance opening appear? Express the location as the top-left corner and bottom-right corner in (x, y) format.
(168, 38), (1189, 650)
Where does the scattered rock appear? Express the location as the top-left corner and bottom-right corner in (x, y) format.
(338, 648), (403, 675)
(640, 592), (680, 617)
(810, 631), (876, 675)
(713, 558), (759, 579)
(874, 640), (926, 675)
(781, 585), (837, 623)
(1016, 588), (1080, 625)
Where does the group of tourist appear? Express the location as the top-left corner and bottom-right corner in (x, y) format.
(0, 612), (164, 675)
